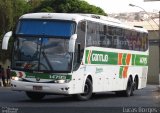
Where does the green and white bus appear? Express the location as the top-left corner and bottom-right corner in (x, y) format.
(2, 13), (148, 101)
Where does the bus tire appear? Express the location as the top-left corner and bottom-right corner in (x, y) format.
(124, 77), (134, 97)
(26, 92), (45, 101)
(134, 76), (139, 90)
(75, 78), (93, 101)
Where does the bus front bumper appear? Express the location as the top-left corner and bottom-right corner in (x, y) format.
(11, 80), (72, 95)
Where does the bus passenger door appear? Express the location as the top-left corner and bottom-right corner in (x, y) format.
(93, 67), (106, 92)
(72, 65), (86, 94)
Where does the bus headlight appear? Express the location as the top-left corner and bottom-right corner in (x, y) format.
(12, 76), (22, 81)
(55, 79), (65, 84)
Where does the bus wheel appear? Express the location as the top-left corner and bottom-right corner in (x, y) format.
(76, 78), (93, 101)
(124, 77), (134, 97)
(134, 77), (138, 90)
(26, 92), (45, 101)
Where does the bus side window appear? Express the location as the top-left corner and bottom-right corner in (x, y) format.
(108, 26), (113, 35)
(106, 35), (112, 47)
(86, 21), (92, 47)
(137, 33), (142, 51)
(134, 33), (139, 51)
(125, 30), (130, 50)
(92, 22), (97, 46)
(100, 35), (106, 47)
(104, 25), (107, 35)
(98, 23), (106, 47)
(142, 33), (148, 51)
(113, 36), (118, 48)
(86, 21), (97, 47)
(73, 21), (86, 70)
(116, 28), (122, 36)
(128, 31), (133, 50)
(77, 21), (86, 54)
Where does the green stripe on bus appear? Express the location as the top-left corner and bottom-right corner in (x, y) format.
(119, 66), (123, 78)
(85, 50), (148, 66)
(133, 55), (148, 66)
(85, 50), (90, 64)
(132, 54), (136, 65)
(122, 54), (127, 65)
(25, 72), (72, 80)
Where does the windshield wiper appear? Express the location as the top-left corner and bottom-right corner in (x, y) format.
(42, 51), (53, 71)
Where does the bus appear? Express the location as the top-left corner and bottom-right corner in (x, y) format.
(2, 13), (148, 101)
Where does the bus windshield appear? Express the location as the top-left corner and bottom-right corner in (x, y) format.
(12, 37), (72, 72)
(16, 19), (75, 37)
(12, 20), (76, 73)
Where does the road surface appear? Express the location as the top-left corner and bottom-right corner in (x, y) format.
(0, 85), (159, 113)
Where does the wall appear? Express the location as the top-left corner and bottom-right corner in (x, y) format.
(147, 30), (159, 84)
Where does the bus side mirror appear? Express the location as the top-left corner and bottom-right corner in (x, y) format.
(2, 31), (12, 50)
(69, 34), (77, 52)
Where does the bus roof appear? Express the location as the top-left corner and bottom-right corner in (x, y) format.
(20, 13), (148, 33)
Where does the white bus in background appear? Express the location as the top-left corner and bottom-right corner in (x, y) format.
(2, 13), (148, 101)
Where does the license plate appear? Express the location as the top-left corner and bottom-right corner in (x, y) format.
(33, 86), (42, 91)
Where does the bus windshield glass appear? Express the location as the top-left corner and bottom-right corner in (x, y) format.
(16, 19), (75, 38)
(12, 19), (76, 72)
(12, 37), (72, 72)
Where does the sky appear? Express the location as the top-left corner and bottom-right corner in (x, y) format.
(85, 0), (160, 14)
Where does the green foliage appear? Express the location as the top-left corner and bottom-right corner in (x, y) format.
(28, 0), (43, 12)
(12, 0), (31, 23)
(40, 7), (54, 12)
(0, 0), (13, 62)
(0, 0), (30, 38)
(0, 0), (30, 62)
(34, 0), (107, 15)
(0, 0), (13, 38)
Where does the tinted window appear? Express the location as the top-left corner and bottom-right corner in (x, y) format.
(86, 20), (148, 51)
(16, 19), (76, 37)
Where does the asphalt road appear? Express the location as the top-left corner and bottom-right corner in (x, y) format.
(0, 85), (159, 113)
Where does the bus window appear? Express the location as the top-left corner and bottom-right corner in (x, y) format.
(106, 35), (112, 47)
(113, 36), (118, 48)
(74, 21), (86, 70)
(135, 33), (141, 51)
(143, 33), (148, 51)
(108, 26), (111, 35)
(104, 25), (107, 35)
(100, 35), (106, 47)
(86, 21), (98, 47)
(116, 28), (123, 36)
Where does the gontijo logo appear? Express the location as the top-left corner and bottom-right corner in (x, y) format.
(92, 53), (108, 62)
(86, 50), (109, 64)
(85, 50), (118, 64)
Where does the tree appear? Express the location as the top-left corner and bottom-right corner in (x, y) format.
(40, 7), (54, 12)
(0, 0), (30, 62)
(0, 0), (30, 41)
(0, 0), (13, 62)
(0, 0), (13, 39)
(33, 0), (107, 15)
